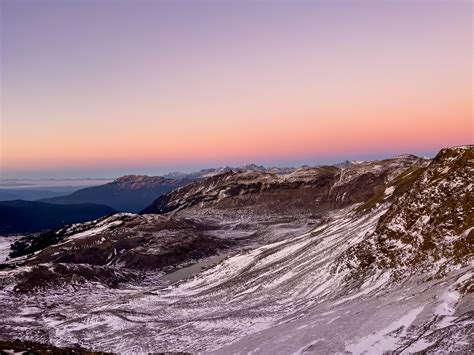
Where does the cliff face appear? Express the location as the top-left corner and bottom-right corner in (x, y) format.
(374, 146), (473, 271)
(340, 146), (473, 279)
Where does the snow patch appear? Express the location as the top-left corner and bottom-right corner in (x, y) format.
(384, 186), (395, 197)
(345, 306), (424, 354)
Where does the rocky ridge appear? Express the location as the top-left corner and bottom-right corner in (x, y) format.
(143, 154), (428, 216)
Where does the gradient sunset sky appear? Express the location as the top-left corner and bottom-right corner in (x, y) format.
(1, 0), (472, 178)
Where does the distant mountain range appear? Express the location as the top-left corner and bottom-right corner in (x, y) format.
(38, 166), (297, 213)
(1, 163), (360, 209)
(162, 164), (296, 180)
(0, 159), (429, 235)
(0, 188), (70, 201)
(40, 175), (190, 213)
(0, 167), (296, 234)
(0, 200), (116, 234)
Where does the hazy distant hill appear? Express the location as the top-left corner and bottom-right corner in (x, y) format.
(41, 175), (190, 212)
(0, 190), (21, 201)
(0, 200), (116, 234)
(0, 189), (69, 201)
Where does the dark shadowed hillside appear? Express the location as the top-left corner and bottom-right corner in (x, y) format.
(0, 200), (116, 234)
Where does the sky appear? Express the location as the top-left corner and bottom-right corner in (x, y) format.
(1, 0), (472, 178)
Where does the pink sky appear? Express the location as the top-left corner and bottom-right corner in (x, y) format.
(1, 1), (472, 177)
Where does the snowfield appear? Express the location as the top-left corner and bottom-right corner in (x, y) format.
(0, 236), (21, 263)
(0, 204), (471, 353)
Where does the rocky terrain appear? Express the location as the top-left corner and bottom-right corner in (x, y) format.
(162, 164), (295, 181)
(0, 146), (472, 354)
(342, 146), (473, 278)
(143, 154), (427, 216)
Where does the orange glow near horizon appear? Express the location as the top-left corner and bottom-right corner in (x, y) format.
(1, 1), (472, 177)
(4, 104), (471, 172)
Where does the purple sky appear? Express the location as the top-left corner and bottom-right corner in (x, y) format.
(1, 0), (472, 178)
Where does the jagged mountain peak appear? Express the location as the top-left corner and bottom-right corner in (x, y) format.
(393, 153), (420, 160)
(240, 163), (266, 171)
(162, 164), (294, 181)
(334, 159), (366, 168)
(113, 174), (169, 186)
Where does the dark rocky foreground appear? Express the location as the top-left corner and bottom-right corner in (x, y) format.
(5, 214), (233, 293)
(0, 339), (113, 354)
